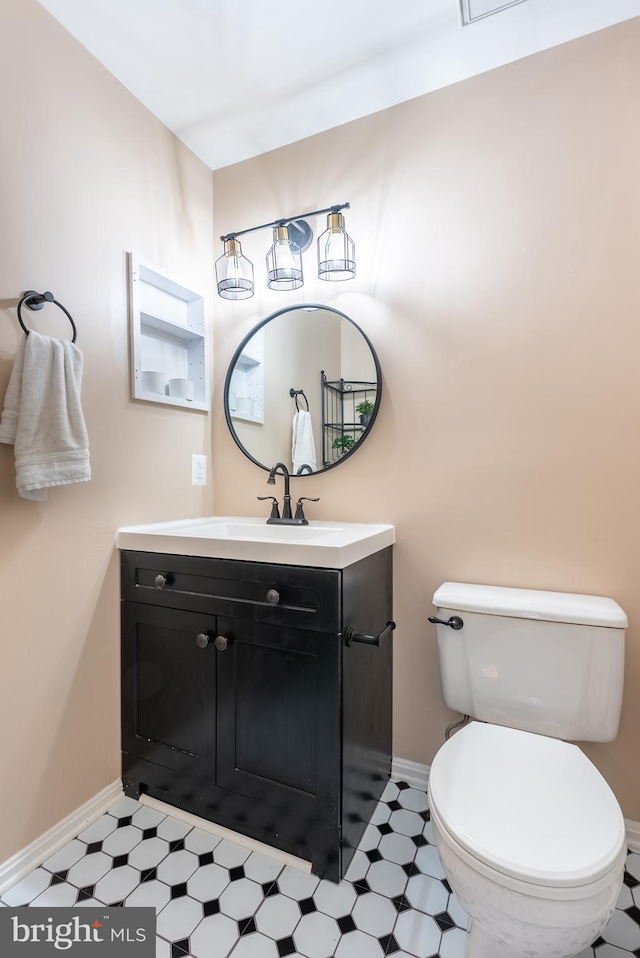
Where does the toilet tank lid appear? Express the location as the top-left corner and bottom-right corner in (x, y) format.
(432, 582), (627, 628)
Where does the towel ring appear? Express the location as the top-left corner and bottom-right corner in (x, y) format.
(17, 290), (77, 343)
(289, 387), (309, 411)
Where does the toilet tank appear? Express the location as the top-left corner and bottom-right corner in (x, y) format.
(432, 582), (627, 742)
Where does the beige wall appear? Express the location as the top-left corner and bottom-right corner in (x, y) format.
(212, 18), (640, 819)
(0, 0), (213, 862)
(2, 0), (639, 868)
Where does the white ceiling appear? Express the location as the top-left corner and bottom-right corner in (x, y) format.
(36, 0), (640, 171)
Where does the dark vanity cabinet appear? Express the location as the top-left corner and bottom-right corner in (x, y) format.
(120, 548), (393, 881)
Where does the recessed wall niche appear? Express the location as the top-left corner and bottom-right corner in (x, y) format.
(128, 253), (210, 411)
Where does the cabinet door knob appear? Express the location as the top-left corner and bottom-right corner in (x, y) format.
(195, 632), (209, 649)
(265, 589), (280, 605)
(154, 574), (167, 589)
(214, 635), (228, 651)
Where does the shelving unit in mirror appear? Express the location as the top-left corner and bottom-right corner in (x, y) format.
(321, 373), (378, 468)
(128, 253), (210, 411)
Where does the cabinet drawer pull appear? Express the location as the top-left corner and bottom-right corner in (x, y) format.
(195, 632), (210, 649)
(154, 574), (168, 589)
(265, 589), (280, 605)
(214, 635), (228, 651)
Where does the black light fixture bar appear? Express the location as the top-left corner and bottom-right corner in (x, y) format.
(220, 203), (350, 242)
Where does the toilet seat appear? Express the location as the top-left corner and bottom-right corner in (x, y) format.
(428, 722), (625, 888)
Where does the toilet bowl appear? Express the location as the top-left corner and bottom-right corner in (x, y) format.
(428, 722), (626, 958)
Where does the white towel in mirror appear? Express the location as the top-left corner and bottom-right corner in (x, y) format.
(292, 409), (317, 475)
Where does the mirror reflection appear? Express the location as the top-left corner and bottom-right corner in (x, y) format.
(224, 305), (381, 475)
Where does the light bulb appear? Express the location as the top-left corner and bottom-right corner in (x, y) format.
(266, 226), (303, 291)
(216, 238), (254, 300)
(317, 212), (356, 281)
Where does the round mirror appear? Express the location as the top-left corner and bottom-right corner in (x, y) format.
(224, 304), (381, 475)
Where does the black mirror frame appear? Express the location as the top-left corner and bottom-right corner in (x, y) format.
(223, 303), (382, 476)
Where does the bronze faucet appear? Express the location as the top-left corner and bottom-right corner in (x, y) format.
(257, 462), (319, 525)
(267, 462), (292, 519)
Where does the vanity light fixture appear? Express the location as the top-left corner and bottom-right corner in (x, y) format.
(216, 202), (355, 300)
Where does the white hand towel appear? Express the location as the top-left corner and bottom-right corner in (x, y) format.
(292, 409), (317, 475)
(0, 337), (25, 446)
(0, 330), (91, 500)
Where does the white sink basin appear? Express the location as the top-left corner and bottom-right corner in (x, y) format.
(116, 516), (395, 568)
(188, 521), (344, 541)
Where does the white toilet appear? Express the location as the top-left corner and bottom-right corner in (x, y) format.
(427, 582), (628, 958)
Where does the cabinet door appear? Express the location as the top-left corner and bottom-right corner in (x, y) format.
(216, 617), (341, 826)
(121, 602), (217, 780)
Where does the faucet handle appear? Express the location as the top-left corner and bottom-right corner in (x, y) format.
(294, 497), (319, 523)
(257, 495), (280, 520)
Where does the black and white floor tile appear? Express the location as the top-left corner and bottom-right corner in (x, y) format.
(2, 780), (640, 958)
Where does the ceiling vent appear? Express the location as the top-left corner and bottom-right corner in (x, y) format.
(459, 0), (529, 24)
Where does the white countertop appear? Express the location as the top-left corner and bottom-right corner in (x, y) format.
(116, 516), (395, 569)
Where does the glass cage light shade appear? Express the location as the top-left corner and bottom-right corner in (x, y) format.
(216, 238), (254, 300)
(266, 226), (304, 291)
(317, 212), (356, 281)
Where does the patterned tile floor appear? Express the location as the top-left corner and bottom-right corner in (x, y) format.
(2, 779), (640, 957)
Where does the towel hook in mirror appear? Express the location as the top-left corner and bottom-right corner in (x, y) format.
(289, 387), (309, 411)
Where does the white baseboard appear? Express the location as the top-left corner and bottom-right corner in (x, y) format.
(625, 819), (640, 854)
(0, 779), (123, 896)
(391, 756), (430, 790)
(139, 793), (311, 874)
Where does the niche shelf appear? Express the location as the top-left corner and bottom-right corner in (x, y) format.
(228, 329), (264, 424)
(128, 253), (210, 411)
